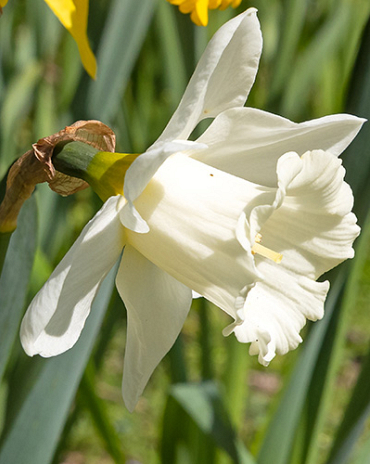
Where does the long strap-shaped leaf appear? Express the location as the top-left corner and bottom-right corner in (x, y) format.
(256, 273), (345, 464)
(325, 213), (370, 464)
(341, 16), (370, 202)
(0, 266), (116, 464)
(299, 205), (370, 464)
(87, 0), (157, 123)
(0, 197), (37, 382)
(162, 381), (256, 464)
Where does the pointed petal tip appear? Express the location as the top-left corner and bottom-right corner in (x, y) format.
(19, 318), (41, 358)
(19, 338), (35, 358)
(340, 113), (367, 130)
(20, 324), (77, 358)
(119, 203), (150, 233)
(245, 6), (258, 16)
(331, 113), (367, 142)
(122, 391), (138, 414)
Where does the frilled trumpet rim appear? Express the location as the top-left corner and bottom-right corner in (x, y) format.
(231, 149), (360, 365)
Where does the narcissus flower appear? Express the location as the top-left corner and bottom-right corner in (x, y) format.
(0, 0), (96, 78)
(20, 9), (364, 411)
(167, 0), (242, 26)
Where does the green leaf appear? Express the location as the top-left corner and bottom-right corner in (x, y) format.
(161, 394), (194, 464)
(257, 273), (346, 464)
(0, 61), (42, 177)
(0, 196), (38, 382)
(353, 435), (370, 464)
(293, 203), (370, 464)
(0, 233), (11, 278)
(325, 214), (370, 464)
(0, 265), (117, 464)
(58, 33), (83, 112)
(78, 363), (126, 463)
(198, 299), (214, 380)
(341, 16), (370, 205)
(26, 0), (62, 59)
(222, 335), (250, 429)
(268, 0), (310, 101)
(34, 80), (57, 140)
(166, 381), (256, 464)
(155, 0), (187, 111)
(326, 343), (370, 464)
(296, 212), (370, 464)
(87, 0), (157, 123)
(280, 0), (369, 120)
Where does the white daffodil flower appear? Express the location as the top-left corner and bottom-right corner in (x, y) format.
(20, 8), (364, 411)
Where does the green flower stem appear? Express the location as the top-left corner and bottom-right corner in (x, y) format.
(198, 298), (214, 380)
(52, 140), (100, 181)
(168, 336), (188, 383)
(53, 140), (139, 201)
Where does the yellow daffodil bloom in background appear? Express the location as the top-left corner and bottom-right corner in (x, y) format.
(0, 0), (96, 78)
(167, 0), (242, 26)
(20, 9), (364, 411)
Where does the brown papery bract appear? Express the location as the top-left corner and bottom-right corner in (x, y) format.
(0, 120), (116, 233)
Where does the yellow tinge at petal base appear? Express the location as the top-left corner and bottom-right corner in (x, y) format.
(51, 141), (139, 202)
(86, 151), (140, 201)
(44, 0), (96, 78)
(167, 0), (242, 26)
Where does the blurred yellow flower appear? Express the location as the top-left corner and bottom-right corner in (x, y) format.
(0, 0), (96, 79)
(167, 0), (242, 26)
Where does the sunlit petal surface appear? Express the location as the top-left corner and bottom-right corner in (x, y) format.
(154, 8), (262, 144)
(20, 196), (125, 356)
(233, 150), (360, 365)
(116, 245), (192, 412)
(194, 108), (365, 186)
(123, 154), (262, 320)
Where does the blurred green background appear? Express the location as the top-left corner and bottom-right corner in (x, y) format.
(1, 0), (370, 463)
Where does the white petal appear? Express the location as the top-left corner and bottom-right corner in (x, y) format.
(20, 196), (125, 357)
(192, 291), (203, 299)
(116, 245), (192, 412)
(153, 8), (262, 144)
(233, 269), (329, 366)
(194, 108), (365, 186)
(261, 150), (360, 279)
(123, 154), (263, 320)
(121, 140), (205, 233)
(232, 150), (359, 364)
